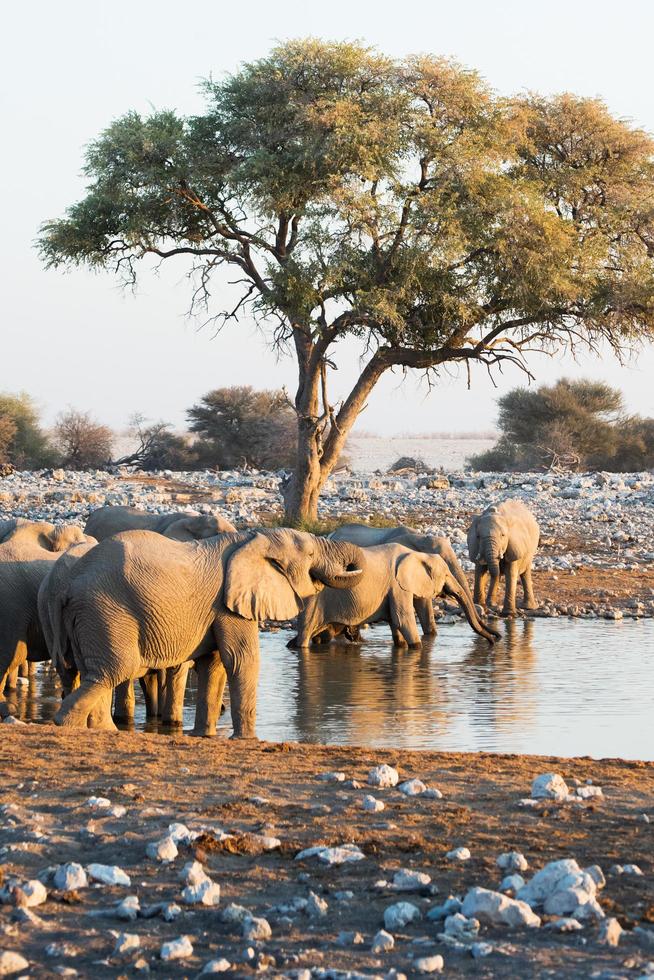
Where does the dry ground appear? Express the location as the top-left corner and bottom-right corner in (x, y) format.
(0, 728), (653, 977)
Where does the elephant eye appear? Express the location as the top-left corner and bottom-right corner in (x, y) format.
(267, 557), (285, 573)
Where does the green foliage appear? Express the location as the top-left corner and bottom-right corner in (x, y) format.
(187, 386), (297, 470)
(470, 378), (654, 471)
(0, 393), (57, 468)
(54, 409), (113, 470)
(114, 416), (199, 471)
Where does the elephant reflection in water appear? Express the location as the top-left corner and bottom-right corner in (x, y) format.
(460, 617), (538, 739)
(293, 630), (451, 746)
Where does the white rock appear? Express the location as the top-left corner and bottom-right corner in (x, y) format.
(306, 891), (328, 918)
(586, 865), (606, 889)
(146, 835), (178, 863)
(295, 843), (364, 865)
(114, 932), (140, 955)
(115, 895), (140, 921)
(471, 942), (493, 958)
(383, 901), (421, 930)
(243, 916), (272, 941)
(249, 834), (281, 850)
(392, 869), (431, 891)
(598, 917), (623, 946)
(414, 955), (444, 973)
(372, 929), (395, 952)
(531, 773), (569, 801)
(398, 779), (427, 796)
(368, 764), (399, 788)
(461, 887), (541, 928)
(13, 879), (47, 907)
(87, 864), (131, 887)
(0, 950), (30, 975)
(443, 912), (480, 939)
(221, 903), (251, 925)
(544, 885), (594, 916)
(496, 851), (528, 872)
(202, 959), (232, 973)
(53, 863), (88, 891)
(167, 822), (196, 844)
(446, 847), (471, 861)
(623, 864), (644, 876)
(2, 716), (26, 726)
(573, 896), (605, 921)
(500, 873), (525, 894)
(362, 795), (385, 812)
(317, 771), (346, 782)
(179, 861), (209, 886)
(182, 879), (221, 907)
(576, 785), (603, 799)
(161, 936), (193, 961)
(516, 859), (581, 907)
(544, 917), (583, 932)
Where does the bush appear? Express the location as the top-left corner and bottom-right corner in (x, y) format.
(114, 417), (199, 471)
(187, 386), (297, 470)
(54, 409), (113, 470)
(0, 392), (57, 468)
(470, 378), (654, 472)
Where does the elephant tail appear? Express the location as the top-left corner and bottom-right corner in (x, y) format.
(49, 588), (75, 675)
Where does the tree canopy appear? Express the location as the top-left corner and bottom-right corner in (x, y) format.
(38, 39), (654, 518)
(0, 393), (57, 469)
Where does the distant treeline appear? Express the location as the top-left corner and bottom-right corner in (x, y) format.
(353, 430), (496, 440)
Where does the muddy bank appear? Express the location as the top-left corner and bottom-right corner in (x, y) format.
(0, 727), (653, 977)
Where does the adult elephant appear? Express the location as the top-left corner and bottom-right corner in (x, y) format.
(467, 499), (540, 616)
(290, 544), (499, 649)
(0, 520), (94, 712)
(84, 505), (236, 542)
(49, 529), (363, 737)
(330, 523), (473, 635)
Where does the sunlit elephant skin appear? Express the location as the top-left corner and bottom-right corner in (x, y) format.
(0, 521), (95, 716)
(330, 522), (474, 635)
(290, 543), (500, 650)
(467, 499), (540, 616)
(84, 505), (236, 542)
(50, 529), (363, 737)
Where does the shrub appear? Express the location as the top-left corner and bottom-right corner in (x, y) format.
(0, 392), (57, 468)
(54, 409), (113, 470)
(114, 417), (199, 471)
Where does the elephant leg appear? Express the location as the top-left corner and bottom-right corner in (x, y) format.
(389, 594), (421, 648)
(520, 567), (537, 609)
(113, 680), (135, 722)
(215, 618), (259, 739)
(18, 661), (28, 679)
(502, 562), (520, 616)
(88, 690), (117, 731)
(415, 597), (437, 636)
(288, 602), (326, 650)
(55, 678), (115, 729)
(139, 671), (160, 718)
(162, 662), (191, 726)
(192, 655), (227, 737)
(473, 565), (488, 607)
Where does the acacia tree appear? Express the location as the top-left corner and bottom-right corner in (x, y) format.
(38, 40), (654, 521)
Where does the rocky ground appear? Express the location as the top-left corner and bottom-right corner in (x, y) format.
(0, 728), (653, 978)
(1, 464), (653, 618)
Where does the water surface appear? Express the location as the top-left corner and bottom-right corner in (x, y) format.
(11, 619), (654, 760)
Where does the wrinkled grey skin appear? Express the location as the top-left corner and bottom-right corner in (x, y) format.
(290, 543), (499, 649)
(84, 505), (236, 542)
(51, 528), (363, 738)
(467, 499), (540, 616)
(330, 523), (475, 635)
(0, 520), (94, 714)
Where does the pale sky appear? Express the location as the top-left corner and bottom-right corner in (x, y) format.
(3, 0), (654, 433)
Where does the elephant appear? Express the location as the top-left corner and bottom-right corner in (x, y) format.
(0, 520), (95, 712)
(467, 499), (540, 616)
(290, 543), (500, 650)
(48, 528), (364, 737)
(84, 505), (236, 542)
(329, 522), (474, 635)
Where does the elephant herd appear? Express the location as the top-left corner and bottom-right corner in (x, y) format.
(0, 498), (540, 739)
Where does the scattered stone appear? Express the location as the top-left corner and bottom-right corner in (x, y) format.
(500, 874), (525, 894)
(338, 931), (365, 946)
(9, 879), (47, 908)
(398, 779), (427, 796)
(461, 887), (541, 928)
(0, 950), (29, 975)
(576, 785), (603, 799)
(179, 860), (208, 886)
(544, 917), (583, 932)
(446, 847), (471, 861)
(53, 863), (88, 891)
(2, 717), (26, 727)
(115, 895), (140, 921)
(598, 918), (623, 947)
(295, 844), (365, 865)
(383, 901), (421, 930)
(87, 864), (131, 887)
(202, 959), (232, 973)
(146, 835), (178, 863)
(160, 936), (193, 961)
(496, 851), (528, 872)
(182, 879), (221, 907)
(471, 942), (493, 958)
(443, 913), (480, 941)
(114, 932), (140, 955)
(368, 765), (399, 788)
(362, 795), (385, 812)
(392, 869), (431, 891)
(413, 955), (444, 973)
(306, 891), (328, 919)
(221, 903), (251, 925)
(372, 929), (395, 952)
(317, 772), (346, 782)
(531, 773), (569, 801)
(243, 916), (272, 941)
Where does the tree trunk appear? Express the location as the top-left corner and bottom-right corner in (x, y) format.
(282, 414), (324, 525)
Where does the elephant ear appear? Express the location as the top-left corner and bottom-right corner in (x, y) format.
(163, 519), (198, 542)
(46, 525), (86, 552)
(396, 552), (440, 599)
(224, 533), (303, 622)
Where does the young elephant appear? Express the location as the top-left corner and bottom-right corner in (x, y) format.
(329, 523), (473, 635)
(467, 499), (540, 616)
(84, 505), (236, 542)
(0, 520), (95, 712)
(290, 543), (500, 649)
(49, 528), (363, 737)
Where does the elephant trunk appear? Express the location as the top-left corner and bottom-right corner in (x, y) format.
(311, 539), (364, 589)
(445, 574), (500, 644)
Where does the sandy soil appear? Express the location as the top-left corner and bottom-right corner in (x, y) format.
(1, 727), (653, 977)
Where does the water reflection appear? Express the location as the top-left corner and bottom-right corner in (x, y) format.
(8, 619), (654, 760)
